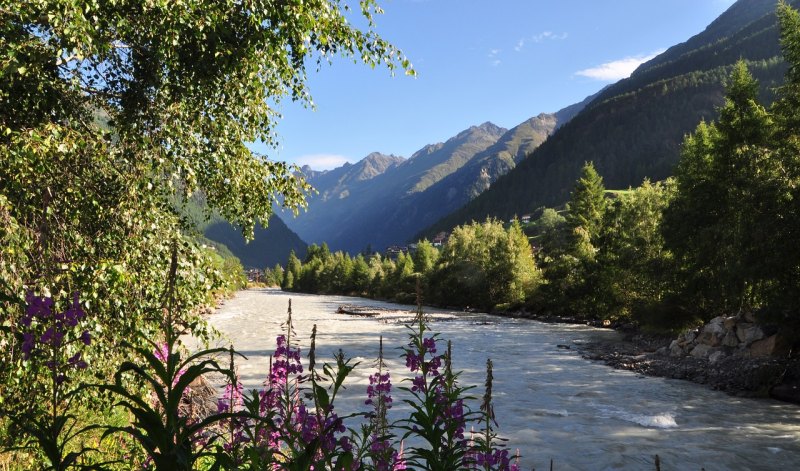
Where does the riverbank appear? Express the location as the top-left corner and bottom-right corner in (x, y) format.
(488, 308), (800, 404)
(577, 331), (799, 400)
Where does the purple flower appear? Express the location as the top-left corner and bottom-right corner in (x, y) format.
(21, 332), (35, 359)
(154, 343), (169, 363)
(65, 292), (85, 322)
(422, 337), (437, 354)
(366, 370), (393, 408)
(392, 442), (407, 470)
(66, 352), (88, 370)
(339, 436), (353, 453)
(405, 349), (421, 372)
(217, 379), (244, 414)
(470, 448), (514, 469)
(40, 327), (64, 347)
(271, 335), (303, 382)
(411, 375), (426, 393)
(20, 292), (91, 381)
(25, 292), (54, 320)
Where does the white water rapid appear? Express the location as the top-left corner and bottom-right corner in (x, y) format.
(206, 289), (800, 470)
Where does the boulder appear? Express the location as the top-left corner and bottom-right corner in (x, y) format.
(771, 382), (800, 404)
(669, 340), (684, 357)
(709, 350), (726, 364)
(740, 325), (765, 345)
(684, 329), (698, 345)
(736, 323), (753, 343)
(723, 316), (737, 330)
(701, 319), (726, 346)
(690, 344), (713, 359)
(750, 334), (786, 358)
(721, 330), (740, 348)
(709, 316), (725, 326)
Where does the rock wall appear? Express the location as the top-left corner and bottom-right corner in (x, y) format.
(662, 313), (789, 362)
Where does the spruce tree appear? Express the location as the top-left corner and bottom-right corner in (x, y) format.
(766, 1), (800, 319)
(566, 162), (608, 243)
(663, 61), (773, 315)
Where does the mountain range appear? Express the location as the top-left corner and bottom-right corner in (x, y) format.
(282, 94), (595, 253)
(423, 0), (791, 235)
(210, 0), (791, 264)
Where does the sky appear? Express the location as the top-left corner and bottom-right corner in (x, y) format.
(252, 0), (738, 170)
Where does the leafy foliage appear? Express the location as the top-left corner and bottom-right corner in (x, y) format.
(1, 0), (412, 464)
(280, 219), (541, 311)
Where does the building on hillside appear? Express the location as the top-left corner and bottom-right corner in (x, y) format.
(520, 214), (533, 224)
(246, 269), (263, 283)
(432, 231), (449, 247)
(385, 245), (409, 260)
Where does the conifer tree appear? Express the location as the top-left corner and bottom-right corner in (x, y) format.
(566, 162), (608, 243)
(765, 1), (800, 319)
(663, 60), (773, 315)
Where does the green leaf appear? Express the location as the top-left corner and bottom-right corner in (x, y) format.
(314, 384), (330, 411)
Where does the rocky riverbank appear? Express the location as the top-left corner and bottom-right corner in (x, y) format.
(494, 307), (800, 403)
(576, 324), (800, 404)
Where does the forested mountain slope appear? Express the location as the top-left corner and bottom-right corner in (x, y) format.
(423, 0), (791, 236)
(180, 194), (308, 269)
(204, 215), (307, 269)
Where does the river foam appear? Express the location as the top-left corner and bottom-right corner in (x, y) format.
(592, 403), (678, 429)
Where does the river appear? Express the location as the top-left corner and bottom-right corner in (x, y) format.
(206, 289), (800, 470)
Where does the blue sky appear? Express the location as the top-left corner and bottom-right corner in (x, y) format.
(254, 0), (737, 170)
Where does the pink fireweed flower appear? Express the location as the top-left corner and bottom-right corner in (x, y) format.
(21, 332), (35, 359)
(392, 441), (407, 470)
(271, 334), (303, 382)
(368, 339), (398, 471)
(154, 343), (186, 385)
(217, 380), (244, 414)
(405, 336), (441, 381)
(365, 372), (393, 408)
(218, 386), (247, 452)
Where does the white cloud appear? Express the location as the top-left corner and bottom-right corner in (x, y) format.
(515, 32), (568, 52)
(488, 48), (502, 66)
(575, 49), (665, 81)
(533, 31), (568, 43)
(293, 153), (352, 170)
